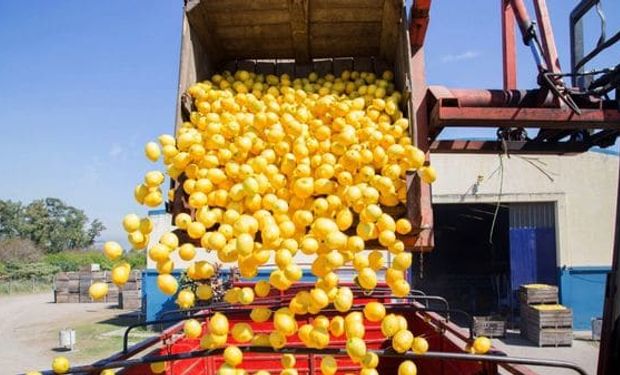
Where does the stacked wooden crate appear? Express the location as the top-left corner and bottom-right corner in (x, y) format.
(119, 271), (142, 310)
(54, 270), (138, 305)
(520, 284), (572, 347)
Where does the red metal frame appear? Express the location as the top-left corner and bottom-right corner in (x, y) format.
(502, 0), (517, 90)
(533, 0), (561, 74)
(409, 0), (432, 53)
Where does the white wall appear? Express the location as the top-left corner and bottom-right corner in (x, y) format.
(431, 151), (619, 267)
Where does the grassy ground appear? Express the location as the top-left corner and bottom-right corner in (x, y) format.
(71, 313), (156, 362)
(0, 279), (52, 295)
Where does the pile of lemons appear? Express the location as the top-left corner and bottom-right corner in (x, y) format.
(40, 70), (493, 374)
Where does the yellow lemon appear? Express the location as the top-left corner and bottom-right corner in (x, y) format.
(363, 302), (386, 322)
(412, 336), (429, 354)
(418, 166), (436, 184)
(159, 232), (179, 249)
(392, 330), (414, 353)
(398, 360), (418, 375)
(122, 213), (141, 232)
(393, 252), (412, 271)
(320, 355), (337, 375)
(196, 284), (213, 300)
(184, 319), (202, 339)
(176, 288), (195, 309)
(145, 141), (161, 161)
(88, 282), (108, 301)
(111, 263), (130, 286)
(361, 352), (379, 369)
(357, 267), (377, 290)
(254, 280), (271, 298)
(223, 346), (243, 367)
(103, 241), (123, 261)
(179, 243), (196, 261)
(473, 336), (492, 354)
(396, 218), (412, 235)
(346, 337), (367, 361)
(281, 354), (296, 369)
(381, 314), (402, 338)
(231, 323), (254, 343)
(238, 287), (255, 305)
(51, 356), (70, 374)
(209, 313), (229, 336)
(150, 362), (167, 374)
(157, 274), (178, 295)
(269, 331), (287, 349)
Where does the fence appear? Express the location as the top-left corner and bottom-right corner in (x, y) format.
(0, 275), (55, 295)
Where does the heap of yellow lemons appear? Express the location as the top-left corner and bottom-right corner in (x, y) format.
(45, 70), (495, 375)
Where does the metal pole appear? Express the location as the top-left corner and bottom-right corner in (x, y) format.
(597, 160), (620, 374)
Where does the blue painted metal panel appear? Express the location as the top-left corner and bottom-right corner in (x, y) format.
(143, 270), (182, 321)
(560, 266), (610, 330)
(509, 227), (557, 291)
(143, 268), (316, 321)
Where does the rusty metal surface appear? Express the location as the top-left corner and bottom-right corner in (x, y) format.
(502, 0), (517, 90)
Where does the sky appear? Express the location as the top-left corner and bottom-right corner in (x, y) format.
(0, 1), (618, 246)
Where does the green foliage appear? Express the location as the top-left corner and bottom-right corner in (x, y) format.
(0, 261), (6, 275)
(125, 250), (147, 270)
(45, 250), (113, 272)
(44, 249), (146, 272)
(0, 197), (106, 253)
(2, 261), (60, 279)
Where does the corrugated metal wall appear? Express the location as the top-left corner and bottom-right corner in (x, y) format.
(509, 202), (555, 229)
(509, 202), (558, 299)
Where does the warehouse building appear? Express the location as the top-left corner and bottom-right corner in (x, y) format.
(421, 150), (618, 330)
(143, 150), (618, 330)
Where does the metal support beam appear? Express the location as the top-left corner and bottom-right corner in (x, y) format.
(533, 0), (561, 74)
(430, 105), (620, 130)
(409, 0), (432, 53)
(430, 140), (590, 155)
(501, 0), (517, 90)
(410, 43), (434, 252)
(597, 161), (620, 374)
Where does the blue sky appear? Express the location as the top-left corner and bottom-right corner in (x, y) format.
(0, 1), (618, 246)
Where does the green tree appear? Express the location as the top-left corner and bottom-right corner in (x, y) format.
(0, 200), (25, 239)
(0, 198), (105, 253)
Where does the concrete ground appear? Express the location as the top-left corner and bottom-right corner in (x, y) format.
(494, 330), (599, 375)
(0, 292), (140, 375)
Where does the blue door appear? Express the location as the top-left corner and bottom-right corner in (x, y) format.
(509, 203), (558, 301)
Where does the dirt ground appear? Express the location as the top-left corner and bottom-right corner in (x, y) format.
(0, 292), (141, 375)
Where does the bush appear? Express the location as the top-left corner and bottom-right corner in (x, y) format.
(44, 249), (146, 272)
(45, 250), (113, 272)
(3, 262), (59, 279)
(0, 238), (44, 263)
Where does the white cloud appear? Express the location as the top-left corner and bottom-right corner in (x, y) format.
(109, 144), (123, 158)
(441, 50), (480, 63)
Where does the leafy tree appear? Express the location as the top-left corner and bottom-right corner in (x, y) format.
(0, 200), (25, 239)
(0, 198), (105, 253)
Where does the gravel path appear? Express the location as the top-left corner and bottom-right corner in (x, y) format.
(0, 292), (119, 375)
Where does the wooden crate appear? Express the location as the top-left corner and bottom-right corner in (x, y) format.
(120, 290), (142, 310)
(67, 293), (80, 303)
(524, 327), (573, 347)
(521, 304), (572, 329)
(519, 284), (558, 305)
(67, 280), (80, 293)
(473, 316), (506, 338)
(54, 291), (70, 303)
(54, 280), (69, 292)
